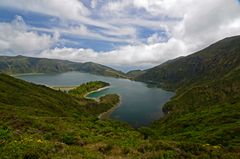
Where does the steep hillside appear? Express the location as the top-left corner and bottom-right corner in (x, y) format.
(73, 62), (126, 78)
(1, 74), (236, 158)
(135, 36), (240, 156)
(126, 69), (145, 79)
(0, 55), (126, 78)
(0, 55), (72, 74)
(136, 36), (240, 90)
(0, 74), (140, 158)
(149, 70), (240, 151)
(0, 74), (119, 117)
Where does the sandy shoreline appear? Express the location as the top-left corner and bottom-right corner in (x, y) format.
(53, 84), (119, 119)
(82, 85), (120, 119)
(52, 86), (78, 92)
(11, 73), (45, 76)
(84, 86), (110, 101)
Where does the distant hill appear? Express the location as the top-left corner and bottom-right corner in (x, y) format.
(0, 55), (126, 78)
(136, 36), (240, 90)
(126, 69), (145, 79)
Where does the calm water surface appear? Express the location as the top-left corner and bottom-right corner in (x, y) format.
(16, 72), (175, 127)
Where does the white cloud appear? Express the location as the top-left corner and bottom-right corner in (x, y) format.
(147, 33), (168, 44)
(40, 38), (187, 67)
(100, 0), (181, 17)
(170, 0), (240, 52)
(0, 0), (90, 19)
(0, 39), (9, 50)
(60, 25), (137, 43)
(1, 0), (240, 70)
(38, 0), (240, 69)
(0, 0), (119, 31)
(0, 16), (59, 54)
(101, 1), (131, 13)
(91, 0), (98, 9)
(0, 0), (141, 44)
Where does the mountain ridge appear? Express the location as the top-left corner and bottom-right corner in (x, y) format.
(135, 35), (240, 90)
(0, 55), (126, 78)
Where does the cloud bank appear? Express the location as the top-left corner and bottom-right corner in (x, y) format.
(0, 16), (59, 55)
(0, 0), (240, 70)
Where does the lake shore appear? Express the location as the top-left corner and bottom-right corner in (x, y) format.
(82, 85), (120, 119)
(98, 95), (121, 119)
(54, 84), (119, 118)
(52, 86), (78, 92)
(11, 72), (45, 76)
(84, 86), (110, 101)
(17, 71), (175, 127)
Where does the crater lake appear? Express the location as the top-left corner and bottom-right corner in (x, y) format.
(16, 71), (175, 127)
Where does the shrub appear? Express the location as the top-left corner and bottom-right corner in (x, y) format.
(59, 133), (77, 145)
(0, 127), (11, 141)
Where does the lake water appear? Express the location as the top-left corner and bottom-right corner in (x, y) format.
(16, 71), (175, 127)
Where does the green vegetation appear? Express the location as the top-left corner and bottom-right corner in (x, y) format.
(136, 36), (240, 90)
(1, 74), (234, 158)
(1, 36), (240, 158)
(126, 69), (145, 79)
(69, 81), (110, 97)
(0, 55), (126, 78)
(134, 36), (240, 158)
(75, 62), (126, 78)
(149, 71), (240, 152)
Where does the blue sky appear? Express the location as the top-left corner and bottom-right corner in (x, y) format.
(0, 6), (131, 52)
(0, 0), (240, 71)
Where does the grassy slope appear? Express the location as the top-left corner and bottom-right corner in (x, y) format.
(0, 74), (141, 158)
(1, 74), (235, 158)
(0, 55), (126, 78)
(150, 71), (240, 149)
(134, 36), (240, 157)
